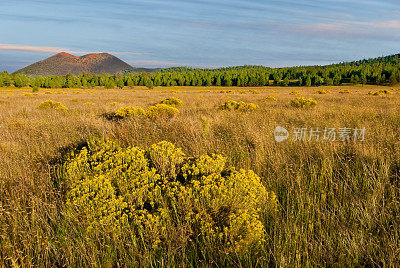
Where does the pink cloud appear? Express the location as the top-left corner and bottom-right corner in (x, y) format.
(0, 44), (143, 55)
(0, 44), (91, 54)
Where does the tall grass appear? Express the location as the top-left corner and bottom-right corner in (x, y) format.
(0, 85), (399, 266)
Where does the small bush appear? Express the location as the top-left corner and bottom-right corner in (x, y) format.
(63, 138), (277, 254)
(32, 86), (39, 93)
(219, 100), (259, 112)
(290, 97), (317, 108)
(339, 89), (351, 94)
(159, 97), (183, 107)
(289, 91), (300, 95)
(38, 100), (68, 110)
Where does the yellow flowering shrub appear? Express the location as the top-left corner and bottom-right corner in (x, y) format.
(159, 97), (183, 107)
(63, 138), (277, 254)
(289, 91), (300, 95)
(146, 104), (180, 119)
(219, 100), (259, 112)
(114, 104), (179, 119)
(290, 97), (317, 108)
(115, 106), (146, 118)
(38, 100), (68, 110)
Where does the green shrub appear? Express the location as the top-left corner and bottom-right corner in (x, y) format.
(290, 97), (317, 108)
(32, 85), (39, 93)
(38, 100), (68, 110)
(289, 91), (300, 95)
(159, 97), (183, 107)
(219, 100), (259, 112)
(63, 138), (277, 254)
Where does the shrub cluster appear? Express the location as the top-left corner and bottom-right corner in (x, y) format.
(63, 138), (277, 254)
(290, 97), (317, 108)
(38, 100), (68, 110)
(114, 104), (179, 119)
(159, 97), (183, 107)
(218, 100), (259, 112)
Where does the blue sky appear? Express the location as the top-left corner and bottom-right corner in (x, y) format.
(1, 0), (400, 72)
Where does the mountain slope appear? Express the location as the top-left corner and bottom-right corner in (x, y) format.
(15, 52), (137, 76)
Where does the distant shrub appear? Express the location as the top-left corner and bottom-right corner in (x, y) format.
(38, 100), (68, 110)
(159, 97), (183, 107)
(316, 89), (331, 94)
(219, 100), (259, 112)
(339, 89), (351, 94)
(63, 138), (277, 254)
(289, 91), (300, 95)
(368, 89), (393, 96)
(265, 95), (278, 101)
(146, 104), (180, 119)
(290, 97), (317, 108)
(32, 86), (39, 93)
(249, 89), (260, 94)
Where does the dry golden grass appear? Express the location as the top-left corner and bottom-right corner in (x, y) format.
(0, 85), (399, 266)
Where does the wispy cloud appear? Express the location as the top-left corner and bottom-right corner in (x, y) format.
(365, 20), (400, 29)
(0, 44), (143, 56)
(279, 19), (400, 39)
(111, 51), (144, 56)
(127, 59), (218, 68)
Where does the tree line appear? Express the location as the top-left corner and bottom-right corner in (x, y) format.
(1, 54), (400, 89)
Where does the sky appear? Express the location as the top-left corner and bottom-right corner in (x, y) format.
(0, 0), (400, 72)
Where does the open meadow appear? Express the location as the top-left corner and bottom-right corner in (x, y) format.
(0, 85), (399, 267)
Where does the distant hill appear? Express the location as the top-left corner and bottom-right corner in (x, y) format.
(15, 52), (152, 76)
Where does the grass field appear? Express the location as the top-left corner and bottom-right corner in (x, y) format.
(0, 85), (399, 267)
